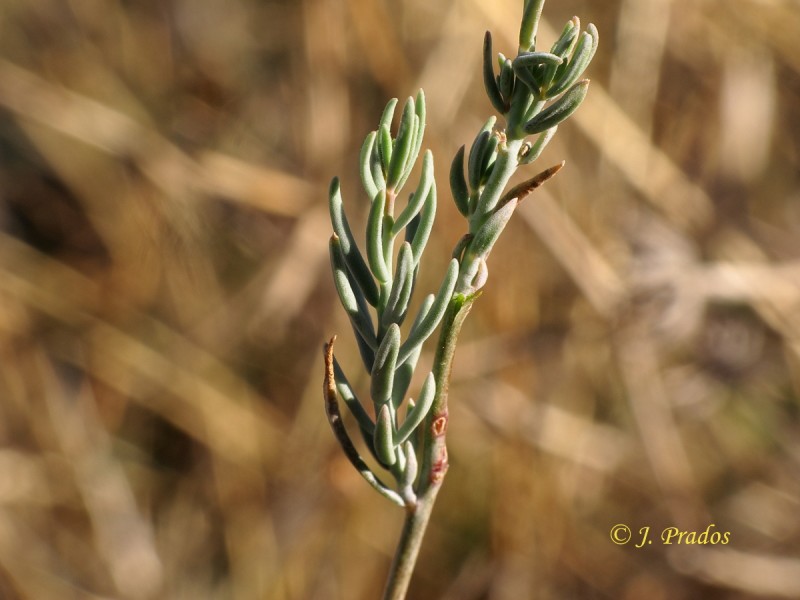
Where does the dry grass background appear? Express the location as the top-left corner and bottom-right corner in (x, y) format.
(1, 0), (800, 598)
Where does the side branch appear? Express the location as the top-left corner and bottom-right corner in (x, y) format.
(324, 337), (405, 507)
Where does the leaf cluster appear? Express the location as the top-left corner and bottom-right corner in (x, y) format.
(327, 93), (457, 506)
(324, 0), (598, 507)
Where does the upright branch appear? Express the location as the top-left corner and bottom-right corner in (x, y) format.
(322, 1), (598, 597)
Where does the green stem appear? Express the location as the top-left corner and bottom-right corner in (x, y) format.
(381, 294), (475, 600)
(381, 494), (435, 600)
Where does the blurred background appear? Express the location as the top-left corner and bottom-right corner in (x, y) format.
(1, 0), (799, 598)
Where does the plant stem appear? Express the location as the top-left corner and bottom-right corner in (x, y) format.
(381, 491), (436, 600)
(382, 293), (475, 600)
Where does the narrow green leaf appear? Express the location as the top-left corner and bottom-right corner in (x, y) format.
(409, 184), (436, 266)
(393, 150), (434, 235)
(513, 65), (541, 96)
(412, 89), (427, 163)
(371, 323), (401, 408)
(390, 293), (433, 407)
(548, 25), (598, 97)
(466, 191), (479, 219)
(524, 79), (590, 135)
(353, 325), (375, 372)
(399, 440), (418, 491)
(449, 145), (470, 217)
(467, 117), (496, 191)
(411, 294), (435, 329)
(404, 210), (420, 246)
(387, 98), (416, 190)
(396, 91), (427, 191)
(589, 23), (599, 53)
(395, 372), (435, 444)
(359, 132), (379, 200)
(379, 97), (399, 132)
(513, 51), (563, 69)
(478, 134), (499, 186)
(397, 95), (426, 189)
(468, 131), (490, 191)
(469, 197), (518, 259)
(377, 124), (393, 175)
(398, 258), (458, 365)
(394, 438), (407, 474)
(328, 178), (380, 306)
(498, 57), (515, 101)
(323, 340), (403, 506)
(397, 113), (420, 190)
(382, 243), (415, 328)
(382, 213), (395, 277)
(522, 97), (546, 124)
(370, 145), (386, 191)
(551, 17), (580, 58)
(483, 31), (507, 113)
(391, 342), (420, 409)
(403, 294), (435, 344)
(366, 190), (391, 282)
(330, 236), (377, 350)
(374, 404), (396, 466)
(513, 52), (562, 96)
(519, 125), (558, 165)
(332, 356), (375, 434)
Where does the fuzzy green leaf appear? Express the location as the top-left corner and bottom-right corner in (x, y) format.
(329, 178), (380, 306)
(478, 134), (499, 187)
(524, 79), (589, 135)
(469, 197), (518, 259)
(468, 131), (490, 191)
(374, 404), (396, 466)
(390, 293), (433, 407)
(330, 235), (377, 349)
(377, 124), (393, 175)
(387, 98), (416, 190)
(352, 326), (376, 372)
(366, 190), (391, 282)
(449, 145), (470, 217)
(483, 31), (507, 113)
(393, 150), (434, 235)
(395, 91), (426, 192)
(398, 258), (458, 364)
(409, 184), (436, 266)
(395, 372), (436, 444)
(371, 323), (401, 409)
(379, 97), (399, 132)
(382, 242), (416, 328)
(513, 51), (562, 96)
(513, 51), (563, 69)
(551, 17), (580, 58)
(498, 57), (515, 101)
(359, 132), (379, 200)
(399, 440), (418, 491)
(411, 90), (427, 165)
(332, 356), (375, 435)
(548, 25), (598, 97)
(519, 125), (558, 165)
